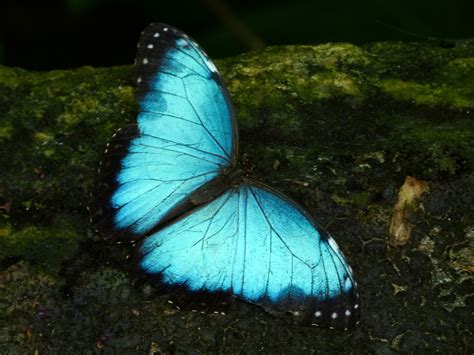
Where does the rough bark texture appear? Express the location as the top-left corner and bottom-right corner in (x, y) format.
(0, 40), (473, 353)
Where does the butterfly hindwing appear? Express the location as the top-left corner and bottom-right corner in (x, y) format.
(92, 23), (237, 241)
(138, 180), (360, 329)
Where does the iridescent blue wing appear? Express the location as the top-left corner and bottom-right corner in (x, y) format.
(92, 23), (237, 241)
(138, 180), (360, 329)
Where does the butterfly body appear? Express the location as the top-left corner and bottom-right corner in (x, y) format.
(188, 166), (244, 206)
(92, 23), (360, 329)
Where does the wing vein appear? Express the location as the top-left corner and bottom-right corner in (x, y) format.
(140, 133), (228, 162)
(182, 84), (231, 161)
(247, 185), (310, 267)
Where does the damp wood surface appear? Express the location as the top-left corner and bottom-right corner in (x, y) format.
(0, 39), (473, 353)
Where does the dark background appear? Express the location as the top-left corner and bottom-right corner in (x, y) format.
(1, 0), (473, 70)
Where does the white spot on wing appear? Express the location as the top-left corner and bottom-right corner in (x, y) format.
(331, 312), (338, 319)
(315, 311), (322, 317)
(354, 304), (359, 309)
(206, 59), (218, 73)
(143, 58), (149, 64)
(328, 237), (340, 252)
(137, 77), (142, 83)
(345, 310), (351, 316)
(147, 44), (154, 49)
(163, 27), (168, 31)
(153, 32), (160, 38)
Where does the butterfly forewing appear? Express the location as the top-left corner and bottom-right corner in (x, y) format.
(91, 23), (237, 241)
(135, 23), (238, 160)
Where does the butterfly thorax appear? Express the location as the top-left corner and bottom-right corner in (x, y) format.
(189, 167), (244, 206)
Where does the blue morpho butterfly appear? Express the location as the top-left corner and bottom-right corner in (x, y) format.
(91, 23), (360, 329)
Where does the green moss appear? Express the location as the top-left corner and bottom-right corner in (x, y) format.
(330, 191), (374, 209)
(216, 43), (375, 137)
(0, 65), (136, 231)
(0, 40), (473, 352)
(0, 215), (82, 274)
(350, 191), (373, 208)
(379, 78), (473, 109)
(436, 57), (474, 90)
(364, 41), (474, 109)
(377, 115), (474, 177)
(331, 193), (352, 206)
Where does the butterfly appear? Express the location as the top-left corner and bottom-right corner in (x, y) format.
(91, 23), (360, 329)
